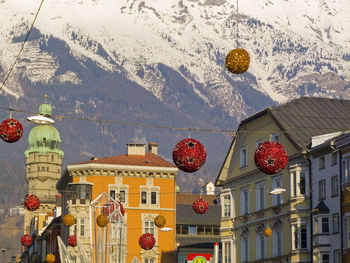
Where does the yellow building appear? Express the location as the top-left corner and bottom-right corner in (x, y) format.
(57, 142), (178, 263)
(215, 97), (350, 263)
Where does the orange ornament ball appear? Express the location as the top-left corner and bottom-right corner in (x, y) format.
(62, 214), (75, 227)
(264, 227), (272, 237)
(154, 215), (166, 228)
(96, 214), (109, 228)
(45, 253), (55, 263)
(225, 48), (250, 74)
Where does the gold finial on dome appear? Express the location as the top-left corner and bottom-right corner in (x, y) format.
(44, 94), (47, 103)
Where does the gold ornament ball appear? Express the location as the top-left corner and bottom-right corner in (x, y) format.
(264, 227), (272, 237)
(154, 215), (166, 228)
(225, 48), (250, 74)
(62, 214), (75, 227)
(46, 253), (55, 263)
(96, 214), (109, 228)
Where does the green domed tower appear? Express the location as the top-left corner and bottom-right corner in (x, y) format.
(24, 101), (64, 234)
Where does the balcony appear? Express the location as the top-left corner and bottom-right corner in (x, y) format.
(313, 233), (330, 247)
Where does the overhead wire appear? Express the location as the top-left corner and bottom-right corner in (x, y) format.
(0, 0), (45, 92)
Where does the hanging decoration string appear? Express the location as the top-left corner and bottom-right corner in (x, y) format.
(236, 0), (239, 48)
(0, 0), (45, 92)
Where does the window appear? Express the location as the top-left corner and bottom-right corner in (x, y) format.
(110, 190), (116, 199)
(240, 189), (249, 215)
(256, 139), (263, 148)
(213, 226), (220, 235)
(80, 218), (85, 236)
(321, 254), (330, 263)
(144, 221), (154, 235)
(345, 158), (350, 183)
(197, 226), (205, 235)
(241, 237), (249, 262)
(334, 249), (340, 263)
(272, 176), (282, 205)
(256, 182), (265, 211)
(144, 259), (155, 263)
(223, 195), (231, 217)
(256, 233), (265, 260)
(119, 190), (125, 203)
(331, 176), (338, 197)
(301, 224), (307, 249)
(299, 172), (306, 195)
(176, 226), (181, 234)
(271, 133), (280, 143)
(272, 231), (282, 256)
(332, 152), (337, 166)
(321, 217), (329, 233)
(141, 191), (147, 204)
(181, 225), (188, 234)
(223, 242), (231, 263)
(319, 157), (325, 170)
(292, 224), (308, 250)
(189, 226), (196, 235)
(319, 180), (326, 200)
(333, 214), (339, 233)
(240, 147), (247, 168)
(151, 192), (157, 205)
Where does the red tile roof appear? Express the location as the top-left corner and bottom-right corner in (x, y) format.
(176, 193), (219, 205)
(74, 153), (176, 168)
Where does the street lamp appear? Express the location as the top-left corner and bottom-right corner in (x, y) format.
(269, 188), (286, 195)
(160, 227), (173, 232)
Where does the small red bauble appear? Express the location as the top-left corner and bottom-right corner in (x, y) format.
(24, 194), (40, 211)
(68, 235), (77, 247)
(172, 138), (207, 173)
(0, 118), (23, 143)
(20, 234), (33, 247)
(102, 201), (125, 219)
(192, 198), (209, 214)
(139, 233), (155, 250)
(254, 141), (288, 175)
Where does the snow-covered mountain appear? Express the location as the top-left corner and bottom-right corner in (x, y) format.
(0, 0), (349, 123)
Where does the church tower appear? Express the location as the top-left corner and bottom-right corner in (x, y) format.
(24, 101), (64, 233)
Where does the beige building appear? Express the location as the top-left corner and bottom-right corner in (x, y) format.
(215, 97), (350, 263)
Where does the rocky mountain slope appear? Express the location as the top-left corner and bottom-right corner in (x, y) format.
(0, 0), (349, 204)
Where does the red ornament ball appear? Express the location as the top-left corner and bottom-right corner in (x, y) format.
(192, 198), (209, 214)
(20, 234), (33, 247)
(68, 235), (77, 247)
(0, 118), (23, 143)
(139, 233), (155, 250)
(254, 141), (288, 175)
(172, 138), (207, 173)
(24, 194), (40, 211)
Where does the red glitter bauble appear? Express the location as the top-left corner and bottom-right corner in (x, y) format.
(192, 198), (209, 214)
(172, 138), (207, 173)
(254, 141), (288, 175)
(20, 234), (33, 247)
(68, 235), (77, 247)
(102, 201), (125, 219)
(0, 118), (23, 143)
(139, 233), (155, 250)
(24, 194), (40, 211)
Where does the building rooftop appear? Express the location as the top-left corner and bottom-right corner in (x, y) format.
(176, 204), (221, 226)
(176, 236), (221, 248)
(74, 153), (175, 168)
(176, 193), (219, 205)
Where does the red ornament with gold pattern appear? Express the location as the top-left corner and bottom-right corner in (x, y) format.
(68, 235), (77, 247)
(102, 201), (125, 219)
(254, 141), (288, 175)
(172, 138), (207, 173)
(24, 194), (40, 211)
(20, 234), (33, 247)
(192, 198), (209, 214)
(139, 233), (155, 250)
(0, 118), (23, 143)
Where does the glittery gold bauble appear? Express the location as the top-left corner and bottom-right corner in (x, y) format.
(154, 215), (166, 228)
(96, 214), (109, 228)
(225, 48), (250, 74)
(46, 253), (55, 263)
(62, 214), (75, 227)
(264, 227), (272, 237)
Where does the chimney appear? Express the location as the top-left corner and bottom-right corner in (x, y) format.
(148, 142), (158, 155)
(204, 181), (215, 195)
(127, 143), (146, 155)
